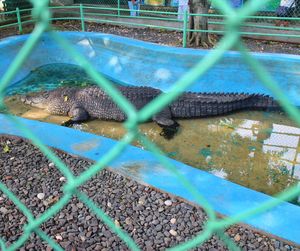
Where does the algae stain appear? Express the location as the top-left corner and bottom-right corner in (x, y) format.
(248, 146), (256, 151)
(167, 152), (177, 157)
(72, 139), (101, 152)
(199, 148), (212, 157)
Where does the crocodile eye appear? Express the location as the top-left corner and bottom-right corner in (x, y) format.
(42, 92), (49, 99)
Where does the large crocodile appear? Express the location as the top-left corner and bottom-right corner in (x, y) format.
(21, 85), (279, 139)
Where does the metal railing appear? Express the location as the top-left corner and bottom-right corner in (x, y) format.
(0, 0), (300, 250)
(1, 4), (300, 46)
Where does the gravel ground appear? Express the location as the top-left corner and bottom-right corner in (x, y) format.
(0, 135), (299, 251)
(0, 20), (300, 54)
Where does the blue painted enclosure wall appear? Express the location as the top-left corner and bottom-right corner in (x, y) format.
(1, 32), (300, 105)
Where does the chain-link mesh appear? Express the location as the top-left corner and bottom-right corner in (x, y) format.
(0, 0), (300, 250)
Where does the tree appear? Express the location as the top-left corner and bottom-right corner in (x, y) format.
(188, 0), (213, 47)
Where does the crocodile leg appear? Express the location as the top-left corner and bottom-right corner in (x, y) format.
(62, 106), (90, 127)
(153, 108), (180, 140)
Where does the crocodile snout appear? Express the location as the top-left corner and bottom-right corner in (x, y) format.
(20, 94), (48, 108)
(20, 95), (34, 105)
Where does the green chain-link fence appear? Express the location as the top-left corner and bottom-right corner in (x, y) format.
(0, 0), (300, 250)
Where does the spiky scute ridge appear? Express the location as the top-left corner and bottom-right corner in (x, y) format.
(170, 92), (278, 118)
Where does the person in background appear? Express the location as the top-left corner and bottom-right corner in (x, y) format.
(177, 0), (189, 20)
(275, 0), (296, 27)
(128, 0), (140, 16)
(134, 0), (141, 16)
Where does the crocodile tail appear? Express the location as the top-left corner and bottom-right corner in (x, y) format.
(170, 92), (280, 118)
(250, 94), (280, 111)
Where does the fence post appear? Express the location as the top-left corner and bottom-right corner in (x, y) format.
(80, 4), (85, 32)
(182, 10), (188, 48)
(16, 7), (23, 34)
(117, 0), (120, 17)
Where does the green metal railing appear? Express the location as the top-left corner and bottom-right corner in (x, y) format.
(1, 3), (299, 47)
(2, 0), (32, 12)
(0, 0), (300, 250)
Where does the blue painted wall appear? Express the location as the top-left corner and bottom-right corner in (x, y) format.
(1, 32), (300, 104)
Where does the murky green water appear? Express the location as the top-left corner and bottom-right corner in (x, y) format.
(3, 63), (300, 202)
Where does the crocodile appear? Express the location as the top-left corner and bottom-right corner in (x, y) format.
(21, 85), (279, 139)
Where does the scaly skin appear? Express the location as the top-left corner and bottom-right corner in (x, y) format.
(21, 86), (279, 139)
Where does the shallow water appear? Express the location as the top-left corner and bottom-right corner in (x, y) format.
(3, 63), (300, 200)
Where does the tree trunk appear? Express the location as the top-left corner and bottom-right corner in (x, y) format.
(188, 0), (213, 47)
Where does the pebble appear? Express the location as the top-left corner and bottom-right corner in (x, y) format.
(37, 193), (45, 200)
(234, 234), (241, 242)
(49, 162), (55, 167)
(55, 235), (63, 241)
(59, 177), (66, 182)
(80, 235), (86, 242)
(155, 224), (162, 231)
(169, 229), (177, 236)
(114, 220), (120, 227)
(77, 202), (84, 209)
(125, 217), (132, 225)
(138, 196), (146, 205)
(164, 200), (172, 206)
(158, 207), (164, 212)
(0, 207), (8, 214)
(170, 218), (176, 224)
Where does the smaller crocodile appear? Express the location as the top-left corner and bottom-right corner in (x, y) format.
(21, 85), (279, 139)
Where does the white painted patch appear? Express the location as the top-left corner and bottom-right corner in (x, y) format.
(109, 56), (119, 66)
(273, 123), (300, 135)
(264, 133), (299, 148)
(103, 37), (110, 46)
(263, 145), (296, 162)
(248, 151), (255, 158)
(77, 39), (96, 58)
(210, 168), (228, 179)
(232, 128), (257, 141)
(77, 38), (90, 46)
(239, 119), (260, 129)
(88, 50), (96, 58)
(109, 56), (122, 73)
(154, 68), (171, 81)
